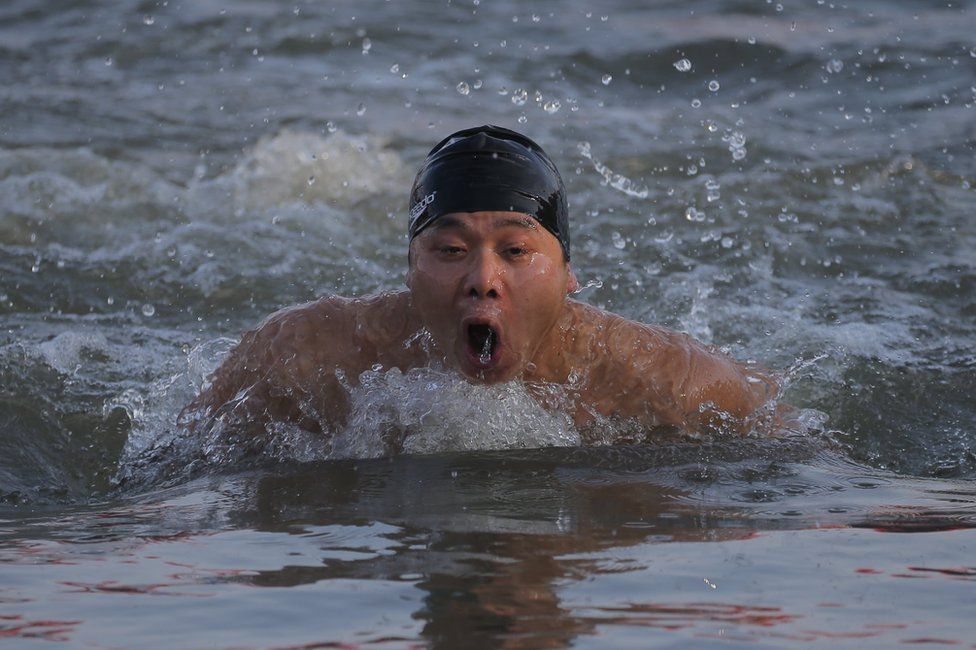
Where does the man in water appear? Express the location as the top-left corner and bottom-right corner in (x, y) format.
(184, 125), (778, 442)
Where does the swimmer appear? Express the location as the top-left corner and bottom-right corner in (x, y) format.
(183, 125), (780, 441)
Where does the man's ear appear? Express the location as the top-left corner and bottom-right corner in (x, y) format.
(566, 264), (579, 294)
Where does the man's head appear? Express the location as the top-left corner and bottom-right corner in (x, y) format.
(408, 125), (570, 261)
(406, 126), (577, 383)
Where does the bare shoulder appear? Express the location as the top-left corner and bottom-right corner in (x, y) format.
(242, 290), (412, 369)
(177, 292), (409, 436)
(564, 300), (778, 433)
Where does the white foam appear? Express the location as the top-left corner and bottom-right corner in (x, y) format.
(35, 331), (111, 374)
(186, 129), (410, 216)
(332, 367), (582, 459)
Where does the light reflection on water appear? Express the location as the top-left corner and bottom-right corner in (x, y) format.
(2, 450), (974, 646)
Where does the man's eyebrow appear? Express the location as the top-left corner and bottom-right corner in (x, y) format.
(494, 216), (538, 230)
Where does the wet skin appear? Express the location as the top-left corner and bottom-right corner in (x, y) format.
(406, 211), (579, 384)
(184, 212), (780, 440)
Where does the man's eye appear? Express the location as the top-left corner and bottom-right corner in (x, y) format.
(506, 247), (528, 257)
(439, 246), (464, 255)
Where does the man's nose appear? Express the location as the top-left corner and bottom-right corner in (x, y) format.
(464, 250), (502, 299)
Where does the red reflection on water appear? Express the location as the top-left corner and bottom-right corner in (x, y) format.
(590, 602), (799, 628)
(272, 639), (425, 650)
(58, 579), (208, 598)
(797, 629), (885, 639)
(0, 615), (80, 642)
(854, 519), (976, 534)
(901, 638), (961, 645)
(906, 566), (976, 579)
(855, 568), (883, 574)
(3, 541), (79, 566)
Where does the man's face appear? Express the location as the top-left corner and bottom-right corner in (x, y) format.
(407, 211), (578, 383)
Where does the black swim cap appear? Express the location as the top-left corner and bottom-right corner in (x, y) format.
(408, 125), (570, 259)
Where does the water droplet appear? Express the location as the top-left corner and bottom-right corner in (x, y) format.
(107, 296), (115, 306)
(456, 81), (470, 95)
(361, 37), (371, 54)
(511, 88), (528, 105)
(141, 303), (156, 317)
(142, 15), (155, 25)
(307, 176), (315, 186)
(479, 329), (494, 365)
(721, 236), (734, 249)
(390, 63), (399, 74)
(747, 36), (757, 44)
(543, 99), (561, 114)
(517, 114), (528, 124)
(685, 206), (706, 222)
(104, 57), (113, 66)
(601, 74), (613, 85)
(326, 120), (337, 133)
(706, 179), (721, 202)
(674, 58), (692, 72)
(473, 79), (483, 89)
(356, 102), (366, 116)
(826, 59), (844, 74)
(708, 80), (720, 92)
(691, 98), (702, 108)
(531, 14), (540, 22)
(611, 231), (626, 249)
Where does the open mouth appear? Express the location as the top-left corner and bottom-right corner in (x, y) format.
(466, 322), (499, 366)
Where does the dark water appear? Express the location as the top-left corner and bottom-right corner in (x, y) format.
(1, 0), (975, 646)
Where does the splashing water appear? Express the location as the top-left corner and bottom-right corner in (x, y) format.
(479, 329), (494, 365)
(327, 367), (582, 459)
(577, 141), (649, 199)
